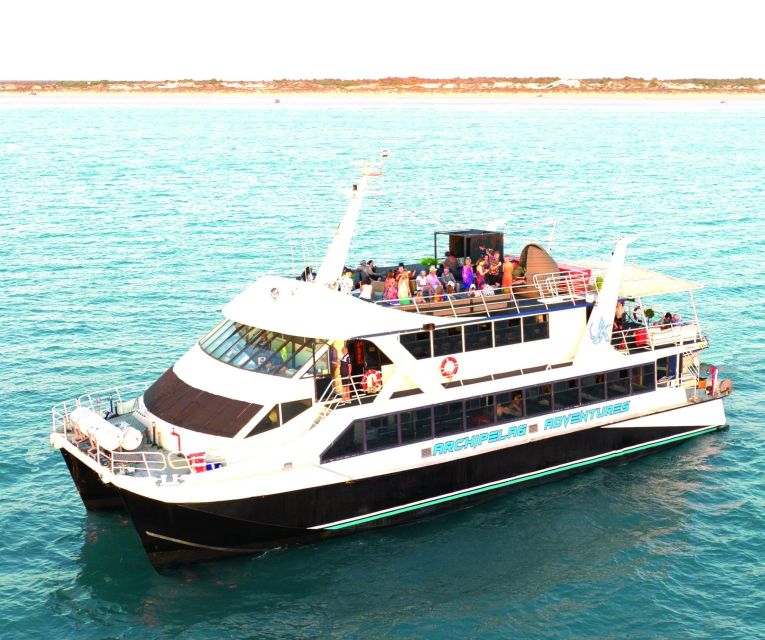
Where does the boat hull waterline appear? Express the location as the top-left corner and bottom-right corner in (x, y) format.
(115, 409), (725, 568)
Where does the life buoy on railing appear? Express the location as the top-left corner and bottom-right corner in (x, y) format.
(361, 369), (383, 394)
(440, 356), (459, 380)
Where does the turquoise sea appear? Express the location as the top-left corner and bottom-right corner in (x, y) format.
(1, 96), (763, 639)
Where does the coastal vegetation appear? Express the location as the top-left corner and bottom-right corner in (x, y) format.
(2, 77), (764, 95)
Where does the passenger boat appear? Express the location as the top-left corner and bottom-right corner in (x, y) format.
(50, 157), (732, 569)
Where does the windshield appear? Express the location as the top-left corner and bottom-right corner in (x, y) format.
(200, 320), (323, 378)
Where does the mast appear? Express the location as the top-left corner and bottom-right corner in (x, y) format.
(315, 151), (387, 287)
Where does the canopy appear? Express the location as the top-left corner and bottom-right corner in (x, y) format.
(222, 275), (448, 341)
(575, 260), (701, 298)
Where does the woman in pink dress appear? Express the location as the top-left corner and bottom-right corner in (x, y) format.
(383, 270), (398, 303)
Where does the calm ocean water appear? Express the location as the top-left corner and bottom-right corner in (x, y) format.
(1, 97), (763, 639)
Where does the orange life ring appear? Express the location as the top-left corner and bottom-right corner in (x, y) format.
(361, 369), (382, 393)
(440, 356), (459, 379)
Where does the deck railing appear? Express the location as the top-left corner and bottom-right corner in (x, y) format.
(610, 320), (703, 354)
(371, 270), (594, 319)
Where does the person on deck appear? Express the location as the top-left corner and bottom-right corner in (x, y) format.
(440, 266), (460, 292)
(501, 255), (514, 291)
(425, 266), (440, 298)
(383, 270), (398, 303)
(462, 257), (475, 290)
(366, 260), (381, 281)
(339, 345), (352, 403)
(475, 256), (488, 288)
(397, 266), (411, 305)
(415, 270), (428, 293)
(339, 270), (354, 294)
(486, 249), (500, 286)
(359, 276), (373, 301)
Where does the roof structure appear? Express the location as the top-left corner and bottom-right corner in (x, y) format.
(576, 260), (701, 298)
(222, 275), (448, 340)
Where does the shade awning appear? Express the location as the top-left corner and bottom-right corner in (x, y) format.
(575, 260), (701, 298)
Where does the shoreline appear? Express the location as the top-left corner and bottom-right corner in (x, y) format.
(2, 90), (765, 107)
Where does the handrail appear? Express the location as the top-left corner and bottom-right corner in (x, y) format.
(373, 270), (595, 319)
(610, 320), (703, 354)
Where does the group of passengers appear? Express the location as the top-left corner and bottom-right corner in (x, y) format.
(376, 246), (526, 305)
(309, 243), (528, 304)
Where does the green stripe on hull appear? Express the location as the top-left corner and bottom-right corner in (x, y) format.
(325, 426), (722, 531)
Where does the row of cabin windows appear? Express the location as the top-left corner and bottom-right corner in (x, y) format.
(245, 398), (313, 437)
(321, 362), (656, 463)
(400, 314), (549, 360)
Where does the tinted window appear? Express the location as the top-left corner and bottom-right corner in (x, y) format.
(607, 369), (631, 399)
(433, 327), (463, 357)
(400, 408), (433, 443)
(465, 396), (494, 429)
(322, 421), (365, 462)
(525, 384), (552, 417)
(494, 318), (522, 347)
(657, 356), (677, 381)
(523, 314), (549, 342)
(280, 398), (313, 423)
(581, 374), (606, 403)
(365, 415), (399, 452)
(553, 378), (580, 411)
(246, 406), (281, 437)
(434, 401), (464, 436)
(631, 364), (655, 394)
(464, 322), (493, 352)
(400, 332), (432, 360)
(496, 391), (524, 421)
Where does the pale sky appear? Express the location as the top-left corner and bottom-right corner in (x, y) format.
(1, 0), (763, 81)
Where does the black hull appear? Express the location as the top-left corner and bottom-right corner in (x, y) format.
(118, 423), (724, 569)
(61, 449), (123, 511)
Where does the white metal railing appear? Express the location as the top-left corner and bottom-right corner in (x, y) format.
(371, 270), (595, 318)
(610, 320), (703, 354)
(51, 382), (187, 478)
(52, 382), (151, 439)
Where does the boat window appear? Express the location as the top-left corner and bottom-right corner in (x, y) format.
(281, 398), (313, 424)
(523, 314), (549, 342)
(365, 415), (399, 453)
(400, 408), (434, 443)
(631, 364), (655, 394)
(434, 401), (464, 436)
(525, 384), (552, 417)
(496, 391), (524, 421)
(364, 342), (393, 369)
(553, 378), (580, 411)
(493, 318), (522, 347)
(400, 331), (432, 360)
(322, 420), (365, 462)
(320, 359), (663, 463)
(656, 356), (678, 382)
(433, 327), (463, 357)
(464, 322), (493, 352)
(246, 406), (281, 437)
(465, 395), (494, 428)
(606, 369), (631, 399)
(199, 320), (324, 378)
(199, 319), (230, 351)
(305, 348), (331, 377)
(580, 374), (606, 403)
